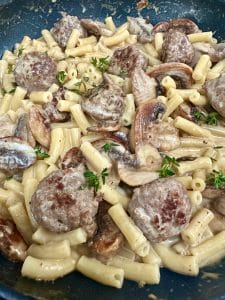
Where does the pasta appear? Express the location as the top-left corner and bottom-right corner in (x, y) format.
(0, 12), (225, 290)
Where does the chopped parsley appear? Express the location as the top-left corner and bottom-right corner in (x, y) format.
(91, 56), (110, 72)
(102, 142), (119, 152)
(208, 170), (225, 189)
(194, 111), (219, 126)
(159, 155), (179, 178)
(81, 168), (109, 192)
(18, 48), (24, 57)
(57, 71), (67, 84)
(9, 88), (16, 94)
(214, 146), (223, 149)
(34, 145), (50, 159)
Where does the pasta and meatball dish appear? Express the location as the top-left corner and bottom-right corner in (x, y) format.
(0, 12), (225, 288)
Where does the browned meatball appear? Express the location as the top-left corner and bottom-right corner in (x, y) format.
(43, 87), (70, 123)
(0, 219), (27, 261)
(30, 166), (100, 236)
(14, 52), (57, 92)
(88, 201), (124, 258)
(205, 74), (225, 117)
(108, 45), (148, 76)
(162, 30), (194, 65)
(82, 81), (125, 130)
(51, 12), (87, 48)
(128, 178), (191, 242)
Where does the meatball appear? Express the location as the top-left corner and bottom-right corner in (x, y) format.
(14, 52), (57, 92)
(30, 166), (100, 236)
(128, 178), (191, 242)
(161, 30), (194, 65)
(108, 45), (148, 76)
(82, 81), (125, 130)
(43, 87), (70, 122)
(204, 74), (225, 117)
(51, 12), (87, 48)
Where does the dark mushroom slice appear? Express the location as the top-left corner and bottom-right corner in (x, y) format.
(161, 30), (194, 65)
(108, 45), (148, 77)
(29, 105), (51, 148)
(148, 62), (193, 88)
(130, 100), (180, 152)
(204, 74), (225, 118)
(51, 12), (87, 48)
(43, 87), (70, 123)
(0, 218), (27, 262)
(209, 208), (225, 234)
(14, 52), (57, 92)
(193, 42), (225, 63)
(30, 165), (100, 237)
(131, 67), (157, 106)
(128, 178), (192, 242)
(0, 137), (36, 171)
(202, 184), (225, 200)
(172, 102), (197, 122)
(14, 113), (36, 148)
(88, 201), (124, 258)
(80, 19), (113, 37)
(82, 80), (125, 132)
(213, 198), (225, 217)
(127, 17), (153, 43)
(152, 18), (200, 35)
(60, 147), (85, 169)
(0, 115), (15, 138)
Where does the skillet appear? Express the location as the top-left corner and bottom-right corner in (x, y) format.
(0, 0), (225, 299)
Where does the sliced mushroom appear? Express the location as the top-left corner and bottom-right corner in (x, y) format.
(88, 201), (124, 258)
(131, 67), (157, 106)
(0, 218), (27, 262)
(148, 62), (193, 88)
(82, 78), (125, 132)
(202, 184), (225, 199)
(0, 137), (36, 171)
(152, 18), (200, 35)
(0, 115), (15, 138)
(14, 113), (36, 148)
(172, 102), (196, 122)
(117, 161), (159, 186)
(29, 105), (51, 148)
(136, 144), (162, 171)
(60, 147), (85, 169)
(193, 42), (225, 63)
(213, 198), (225, 216)
(127, 17), (153, 43)
(80, 19), (113, 37)
(130, 100), (180, 151)
(209, 208), (225, 234)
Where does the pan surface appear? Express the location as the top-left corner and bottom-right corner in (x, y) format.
(0, 0), (225, 299)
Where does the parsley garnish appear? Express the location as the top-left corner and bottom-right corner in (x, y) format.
(81, 168), (109, 192)
(91, 56), (110, 72)
(159, 155), (179, 178)
(72, 81), (82, 94)
(18, 48), (24, 57)
(102, 142), (119, 152)
(214, 146), (223, 149)
(9, 88), (16, 94)
(57, 71), (67, 84)
(5, 175), (13, 181)
(194, 111), (219, 126)
(208, 170), (225, 189)
(8, 64), (13, 74)
(34, 145), (50, 159)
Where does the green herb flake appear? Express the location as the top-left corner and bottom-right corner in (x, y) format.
(208, 170), (225, 189)
(8, 64), (13, 74)
(214, 146), (223, 149)
(91, 56), (110, 72)
(83, 76), (89, 82)
(206, 112), (219, 126)
(5, 175), (13, 181)
(72, 81), (82, 95)
(81, 168), (109, 192)
(194, 111), (206, 122)
(18, 48), (24, 57)
(119, 69), (128, 77)
(57, 71), (67, 84)
(159, 155), (179, 178)
(9, 88), (16, 94)
(102, 142), (119, 152)
(34, 145), (50, 159)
